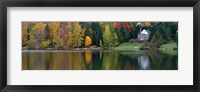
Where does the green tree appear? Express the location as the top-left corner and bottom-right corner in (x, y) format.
(102, 25), (112, 47)
(115, 28), (123, 43)
(45, 24), (50, 40)
(129, 22), (137, 39)
(175, 31), (178, 45)
(120, 25), (130, 42)
(91, 22), (103, 47)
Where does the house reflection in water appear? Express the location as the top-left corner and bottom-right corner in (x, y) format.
(22, 51), (178, 70)
(138, 55), (150, 70)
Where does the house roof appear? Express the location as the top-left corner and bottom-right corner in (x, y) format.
(140, 29), (149, 34)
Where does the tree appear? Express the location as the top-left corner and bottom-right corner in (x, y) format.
(158, 23), (171, 42)
(28, 22), (48, 49)
(113, 32), (118, 42)
(115, 28), (123, 43)
(91, 22), (103, 47)
(80, 22), (93, 47)
(175, 31), (178, 45)
(52, 23), (69, 49)
(102, 25), (112, 47)
(80, 22), (92, 37)
(150, 30), (164, 48)
(143, 22), (151, 26)
(66, 32), (73, 48)
(22, 28), (28, 47)
(120, 25), (130, 42)
(148, 22), (157, 42)
(32, 29), (45, 49)
(114, 22), (121, 30)
(48, 22), (61, 48)
(85, 36), (92, 47)
(45, 24), (50, 40)
(72, 23), (85, 48)
(54, 28), (65, 49)
(149, 23), (172, 48)
(42, 40), (51, 48)
(108, 22), (115, 45)
(166, 22), (178, 40)
(121, 22), (131, 32)
(129, 22), (137, 39)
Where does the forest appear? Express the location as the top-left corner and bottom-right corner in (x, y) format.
(22, 22), (178, 51)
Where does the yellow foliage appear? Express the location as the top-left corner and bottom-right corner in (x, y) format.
(42, 40), (51, 48)
(54, 33), (64, 48)
(143, 22), (151, 26)
(67, 32), (73, 47)
(99, 22), (108, 28)
(103, 25), (112, 47)
(22, 29), (27, 46)
(85, 36), (92, 47)
(32, 22), (46, 31)
(41, 24), (46, 30)
(85, 51), (92, 64)
(114, 32), (118, 42)
(72, 24), (84, 48)
(48, 22), (61, 36)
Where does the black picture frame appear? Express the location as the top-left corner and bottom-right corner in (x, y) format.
(0, 0), (199, 92)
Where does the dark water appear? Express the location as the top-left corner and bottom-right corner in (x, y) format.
(22, 50), (178, 70)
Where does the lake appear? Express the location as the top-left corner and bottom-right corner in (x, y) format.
(22, 50), (178, 70)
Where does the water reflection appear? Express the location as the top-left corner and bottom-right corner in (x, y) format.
(138, 55), (150, 70)
(22, 50), (178, 70)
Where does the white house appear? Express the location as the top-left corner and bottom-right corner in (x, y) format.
(138, 29), (150, 41)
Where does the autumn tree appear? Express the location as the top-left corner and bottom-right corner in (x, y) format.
(114, 22), (131, 43)
(54, 28), (65, 49)
(65, 22), (73, 48)
(102, 25), (112, 47)
(121, 22), (131, 32)
(53, 23), (69, 49)
(72, 23), (85, 48)
(48, 22), (61, 48)
(85, 36), (92, 47)
(108, 22), (115, 45)
(67, 32), (73, 48)
(22, 28), (28, 47)
(80, 22), (92, 47)
(29, 22), (46, 49)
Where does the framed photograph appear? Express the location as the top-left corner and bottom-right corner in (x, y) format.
(0, 0), (199, 92)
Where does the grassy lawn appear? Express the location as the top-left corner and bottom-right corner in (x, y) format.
(158, 42), (178, 51)
(114, 42), (145, 50)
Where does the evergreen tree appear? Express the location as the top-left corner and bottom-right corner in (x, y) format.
(120, 25), (130, 42)
(115, 28), (123, 43)
(45, 24), (50, 40)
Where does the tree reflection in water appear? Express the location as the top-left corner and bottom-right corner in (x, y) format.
(22, 50), (178, 70)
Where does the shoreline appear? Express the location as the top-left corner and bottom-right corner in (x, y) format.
(22, 49), (144, 52)
(22, 49), (178, 53)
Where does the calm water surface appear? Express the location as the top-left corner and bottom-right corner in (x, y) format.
(22, 50), (178, 70)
